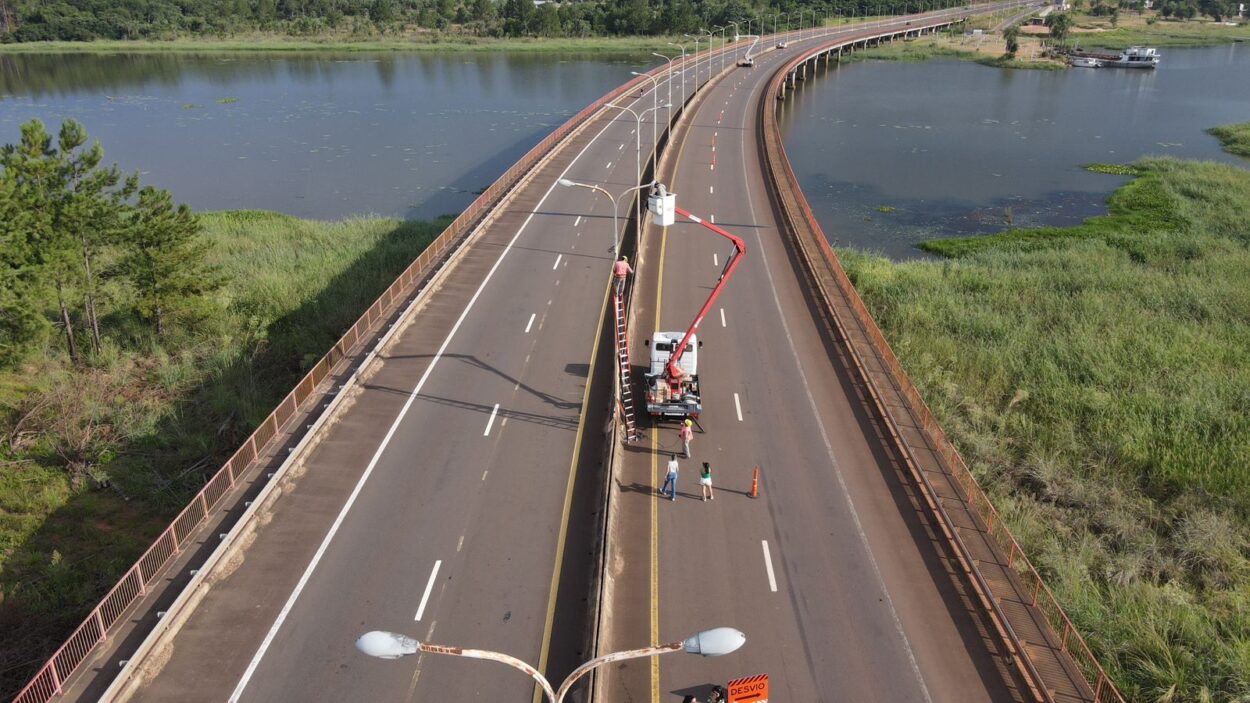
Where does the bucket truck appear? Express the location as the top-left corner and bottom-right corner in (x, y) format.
(643, 185), (747, 418)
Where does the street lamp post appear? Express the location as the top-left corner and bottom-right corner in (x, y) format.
(684, 34), (701, 88)
(605, 100), (671, 229)
(701, 29), (716, 80)
(356, 627), (747, 703)
(651, 52), (675, 120)
(667, 43), (687, 103)
(719, 26), (727, 72)
(629, 72), (663, 173)
(727, 21), (742, 64)
(557, 178), (655, 257)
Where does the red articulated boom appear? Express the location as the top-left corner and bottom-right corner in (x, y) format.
(644, 205), (747, 418)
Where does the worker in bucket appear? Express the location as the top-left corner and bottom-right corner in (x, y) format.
(613, 255), (633, 295)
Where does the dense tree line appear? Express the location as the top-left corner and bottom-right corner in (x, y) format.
(1, 119), (221, 367)
(2, 0), (977, 41)
(1076, 0), (1238, 21)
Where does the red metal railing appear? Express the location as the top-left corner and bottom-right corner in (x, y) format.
(13, 48), (712, 703)
(760, 14), (1125, 703)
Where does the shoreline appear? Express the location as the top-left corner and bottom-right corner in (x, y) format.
(0, 35), (702, 54)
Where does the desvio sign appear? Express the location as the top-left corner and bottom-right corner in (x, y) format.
(727, 673), (769, 703)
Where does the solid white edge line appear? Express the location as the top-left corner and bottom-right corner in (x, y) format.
(734, 393), (743, 422)
(761, 540), (778, 592)
(525, 312), (536, 333)
(228, 81), (646, 701)
(484, 403), (500, 436)
(552, 254), (562, 270)
(415, 560), (442, 621)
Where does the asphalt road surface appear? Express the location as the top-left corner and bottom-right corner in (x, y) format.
(128, 56), (703, 703)
(120, 12), (1032, 703)
(599, 17), (1032, 703)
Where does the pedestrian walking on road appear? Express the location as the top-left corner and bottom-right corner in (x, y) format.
(700, 462), (714, 501)
(613, 255), (633, 296)
(678, 418), (694, 458)
(661, 455), (679, 501)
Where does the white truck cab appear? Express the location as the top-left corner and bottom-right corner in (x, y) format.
(648, 332), (698, 377)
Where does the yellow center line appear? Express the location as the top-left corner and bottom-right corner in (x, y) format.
(650, 68), (701, 702)
(651, 225), (667, 703)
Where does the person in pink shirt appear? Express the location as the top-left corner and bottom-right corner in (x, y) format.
(613, 255), (633, 295)
(678, 418), (694, 458)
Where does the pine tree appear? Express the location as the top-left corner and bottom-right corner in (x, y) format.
(0, 169), (48, 365)
(1, 119), (82, 362)
(120, 187), (223, 338)
(53, 120), (139, 356)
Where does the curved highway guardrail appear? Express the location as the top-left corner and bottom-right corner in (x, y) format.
(757, 14), (1126, 703)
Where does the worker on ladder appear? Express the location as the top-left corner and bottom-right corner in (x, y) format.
(613, 255), (633, 296)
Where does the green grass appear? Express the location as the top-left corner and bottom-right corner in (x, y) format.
(1069, 15), (1250, 49)
(0, 210), (448, 698)
(1207, 123), (1250, 159)
(0, 34), (706, 55)
(840, 157), (1250, 700)
(840, 32), (1066, 70)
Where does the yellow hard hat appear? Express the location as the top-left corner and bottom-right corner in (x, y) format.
(684, 419), (693, 426)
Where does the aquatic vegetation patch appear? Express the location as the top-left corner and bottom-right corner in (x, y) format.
(1206, 122), (1250, 158)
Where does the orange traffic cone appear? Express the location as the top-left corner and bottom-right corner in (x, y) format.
(750, 466), (759, 498)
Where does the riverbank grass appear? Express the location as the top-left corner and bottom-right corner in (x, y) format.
(1067, 12), (1250, 48)
(1207, 123), (1250, 158)
(0, 211), (448, 698)
(840, 156), (1250, 700)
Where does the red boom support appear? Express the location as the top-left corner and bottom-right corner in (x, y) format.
(664, 206), (747, 380)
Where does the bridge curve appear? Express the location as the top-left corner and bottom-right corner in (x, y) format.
(17, 6), (1123, 703)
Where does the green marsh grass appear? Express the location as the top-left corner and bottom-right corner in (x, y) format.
(0, 210), (448, 698)
(841, 157), (1250, 700)
(1207, 123), (1250, 159)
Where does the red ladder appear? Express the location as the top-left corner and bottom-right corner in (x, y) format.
(613, 287), (639, 441)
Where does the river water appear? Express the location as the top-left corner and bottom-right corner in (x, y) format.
(777, 43), (1250, 258)
(2, 45), (1247, 251)
(0, 52), (645, 220)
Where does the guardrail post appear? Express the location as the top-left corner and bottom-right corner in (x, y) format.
(51, 661), (63, 696)
(95, 609), (107, 643)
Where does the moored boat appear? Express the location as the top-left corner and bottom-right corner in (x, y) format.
(1070, 46), (1160, 69)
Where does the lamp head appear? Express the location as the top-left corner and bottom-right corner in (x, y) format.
(558, 178), (576, 188)
(682, 627), (746, 657)
(356, 631), (420, 660)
